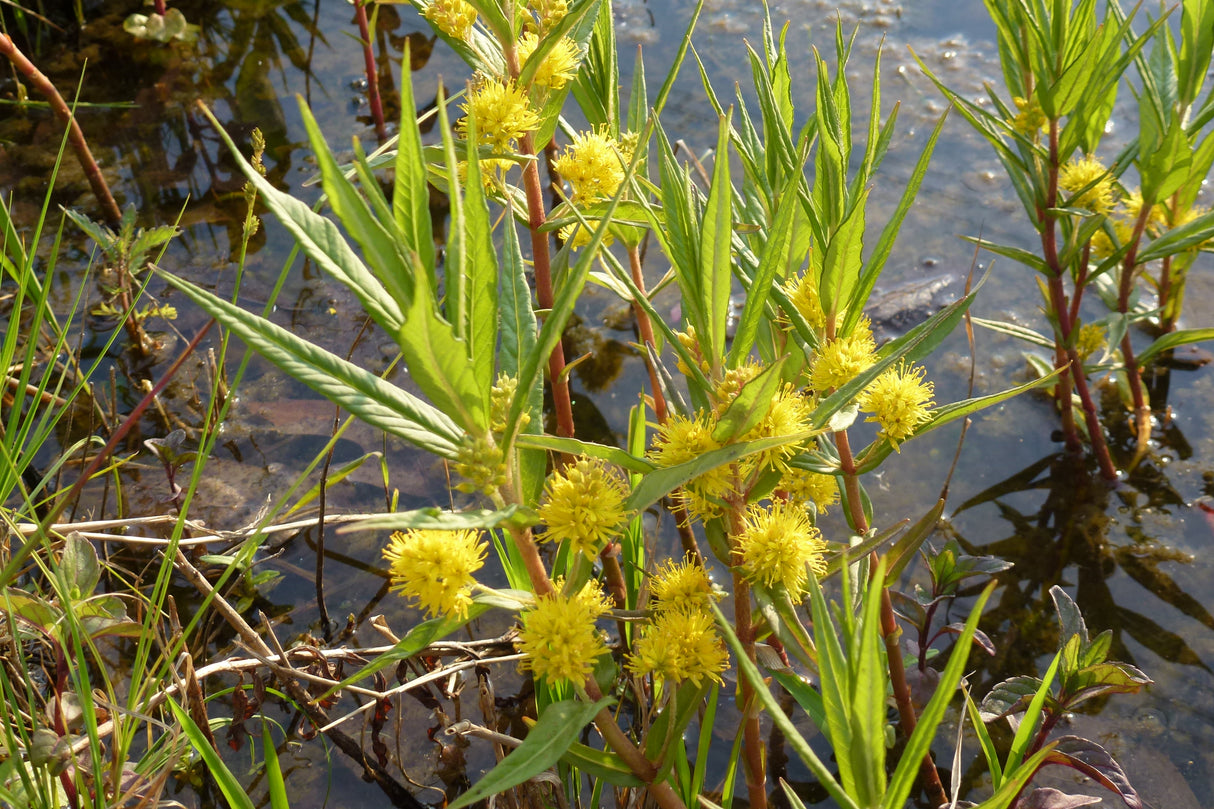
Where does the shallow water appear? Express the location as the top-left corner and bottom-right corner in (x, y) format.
(2, 0), (1213, 807)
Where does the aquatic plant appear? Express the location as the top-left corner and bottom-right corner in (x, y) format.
(916, 0), (1214, 477)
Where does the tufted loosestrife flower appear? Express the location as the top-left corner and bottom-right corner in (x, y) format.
(1010, 95), (1047, 136)
(648, 411), (734, 520)
(424, 0), (478, 40)
(459, 76), (540, 152)
(742, 384), (814, 473)
(735, 501), (828, 595)
(628, 608), (728, 687)
(782, 271), (826, 330)
(517, 32), (580, 90)
(538, 457), (632, 559)
(857, 360), (935, 451)
(649, 557), (719, 613)
(781, 467), (840, 515)
(383, 528), (487, 619)
(517, 581), (610, 685)
(553, 128), (627, 202)
(528, 0), (568, 33)
(1058, 156), (1116, 216)
(809, 319), (878, 393)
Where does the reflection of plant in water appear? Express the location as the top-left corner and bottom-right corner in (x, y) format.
(948, 452), (1212, 680)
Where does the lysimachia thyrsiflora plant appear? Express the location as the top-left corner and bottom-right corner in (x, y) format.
(157, 1), (1071, 808)
(916, 0), (1214, 479)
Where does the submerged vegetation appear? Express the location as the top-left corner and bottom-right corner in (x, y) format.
(2, 1), (1213, 808)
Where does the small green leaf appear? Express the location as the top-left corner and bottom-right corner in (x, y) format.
(60, 533), (100, 597)
(560, 741), (644, 787)
(166, 699), (255, 809)
(513, 434), (655, 473)
(448, 698), (613, 809)
(712, 357), (789, 443)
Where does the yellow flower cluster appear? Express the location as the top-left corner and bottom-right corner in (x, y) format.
(857, 360), (935, 451)
(424, 0), (477, 40)
(1058, 156), (1116, 216)
(553, 128), (628, 202)
(383, 528), (487, 619)
(1010, 95), (1046, 136)
(628, 607), (728, 687)
(1074, 322), (1106, 361)
(528, 0), (568, 33)
(648, 557), (719, 613)
(490, 373), (526, 434)
(517, 580), (610, 685)
(517, 32), (580, 90)
(452, 434), (508, 495)
(459, 76), (540, 152)
(809, 319), (878, 392)
(647, 411), (735, 519)
(781, 466), (840, 515)
(538, 457), (632, 559)
(735, 501), (829, 595)
(782, 271), (826, 330)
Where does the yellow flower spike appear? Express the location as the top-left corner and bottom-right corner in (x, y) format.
(809, 318), (878, 393)
(552, 128), (627, 202)
(382, 528), (487, 619)
(781, 467), (840, 515)
(424, 0), (478, 40)
(458, 76), (540, 152)
(735, 501), (829, 595)
(712, 361), (762, 412)
(648, 411), (735, 520)
(781, 272), (826, 331)
(538, 458), (632, 559)
(1075, 323), (1106, 361)
(490, 374), (526, 435)
(649, 558), (719, 613)
(517, 585), (609, 685)
(1058, 156), (1116, 216)
(627, 608), (729, 687)
(452, 434), (508, 495)
(858, 360), (935, 451)
(1121, 189), (1169, 233)
(517, 32), (580, 90)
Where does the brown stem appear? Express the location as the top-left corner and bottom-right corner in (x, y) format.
(354, 0), (386, 141)
(628, 244), (668, 424)
(727, 499), (768, 809)
(0, 35), (122, 226)
(154, 0), (167, 15)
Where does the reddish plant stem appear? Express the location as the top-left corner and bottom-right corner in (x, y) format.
(837, 428), (950, 808)
(627, 244), (669, 424)
(354, 0), (386, 141)
(1118, 205), (1155, 454)
(1041, 120), (1117, 479)
(727, 498), (767, 809)
(154, 0), (167, 15)
(0, 34), (122, 226)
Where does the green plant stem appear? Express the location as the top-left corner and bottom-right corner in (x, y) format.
(0, 34), (122, 226)
(1158, 253), (1175, 332)
(1117, 204), (1155, 458)
(727, 496), (768, 809)
(837, 428), (950, 808)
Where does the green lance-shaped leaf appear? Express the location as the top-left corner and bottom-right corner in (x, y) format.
(711, 601), (861, 809)
(448, 698), (614, 809)
(298, 99), (416, 317)
(155, 269), (463, 458)
(525, 0), (605, 146)
(336, 507), (524, 534)
(1178, 0), (1214, 105)
(261, 722), (290, 809)
(568, 0), (617, 130)
(196, 104), (404, 336)
(712, 356), (790, 443)
(514, 434), (655, 474)
(883, 581), (997, 809)
(166, 699), (256, 809)
(458, 114), (499, 408)
(395, 44), (436, 281)
(560, 741), (645, 787)
(1136, 327), (1214, 366)
(700, 111), (735, 373)
(821, 189), (867, 321)
(399, 279), (486, 434)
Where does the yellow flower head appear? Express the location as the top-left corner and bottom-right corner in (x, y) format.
(712, 362), (762, 412)
(517, 32), (580, 90)
(628, 608), (729, 687)
(424, 0), (478, 40)
(383, 528), (487, 619)
(1121, 189), (1168, 234)
(1058, 156), (1116, 216)
(782, 271), (826, 331)
(648, 410), (734, 520)
(517, 583), (609, 685)
(675, 326), (710, 377)
(781, 467), (839, 515)
(735, 501), (829, 594)
(528, 0), (568, 33)
(649, 558), (719, 613)
(553, 128), (627, 202)
(857, 360), (935, 451)
(742, 384), (814, 473)
(538, 458), (632, 559)
(459, 76), (540, 152)
(809, 319), (878, 393)
(1090, 218), (1134, 260)
(1075, 322), (1106, 361)
(1010, 95), (1047, 136)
